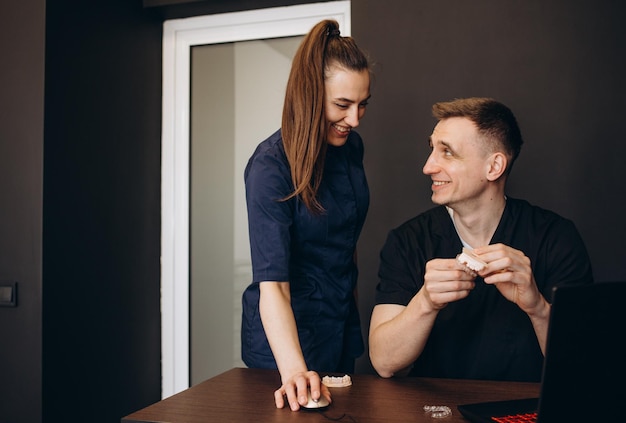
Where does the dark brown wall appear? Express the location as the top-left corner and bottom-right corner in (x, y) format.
(351, 0), (626, 373)
(2, 1), (625, 421)
(0, 1), (45, 422)
(1, 0), (163, 422)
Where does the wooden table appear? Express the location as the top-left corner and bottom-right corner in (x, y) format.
(122, 368), (540, 422)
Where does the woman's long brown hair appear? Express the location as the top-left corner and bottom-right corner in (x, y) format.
(281, 19), (369, 214)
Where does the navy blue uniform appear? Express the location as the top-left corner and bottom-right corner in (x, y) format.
(375, 198), (593, 382)
(241, 129), (369, 373)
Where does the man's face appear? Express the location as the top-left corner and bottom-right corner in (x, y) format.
(423, 117), (491, 208)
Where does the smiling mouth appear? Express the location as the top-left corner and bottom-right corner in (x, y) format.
(332, 123), (351, 134)
(432, 181), (449, 186)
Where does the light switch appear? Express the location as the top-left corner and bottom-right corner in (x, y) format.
(0, 282), (17, 307)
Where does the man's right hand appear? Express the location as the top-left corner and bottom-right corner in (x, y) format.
(422, 258), (477, 310)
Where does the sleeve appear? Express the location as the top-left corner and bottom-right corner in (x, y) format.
(537, 217), (594, 299)
(245, 147), (293, 283)
(374, 226), (425, 306)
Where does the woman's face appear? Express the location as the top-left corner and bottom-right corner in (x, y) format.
(324, 66), (370, 147)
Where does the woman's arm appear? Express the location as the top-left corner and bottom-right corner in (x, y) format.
(259, 281), (330, 410)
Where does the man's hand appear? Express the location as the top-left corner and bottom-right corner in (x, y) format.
(473, 243), (545, 314)
(473, 243), (551, 353)
(423, 258), (478, 310)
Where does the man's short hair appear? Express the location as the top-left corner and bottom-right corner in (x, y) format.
(432, 97), (524, 174)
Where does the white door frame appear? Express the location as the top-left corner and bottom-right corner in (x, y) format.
(160, 1), (352, 399)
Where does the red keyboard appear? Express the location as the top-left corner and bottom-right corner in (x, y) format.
(491, 412), (537, 422)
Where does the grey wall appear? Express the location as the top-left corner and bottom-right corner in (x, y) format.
(352, 0), (626, 373)
(190, 37), (302, 384)
(191, 42), (238, 384)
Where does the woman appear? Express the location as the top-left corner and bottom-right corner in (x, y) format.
(241, 19), (372, 411)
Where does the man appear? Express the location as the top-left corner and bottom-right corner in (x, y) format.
(368, 98), (593, 382)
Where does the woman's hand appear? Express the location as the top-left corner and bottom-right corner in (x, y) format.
(274, 370), (331, 411)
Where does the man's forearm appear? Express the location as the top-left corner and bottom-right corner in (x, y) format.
(369, 295), (438, 377)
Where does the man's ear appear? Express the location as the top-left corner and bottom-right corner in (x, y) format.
(486, 152), (508, 181)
